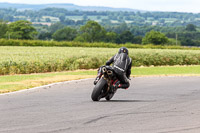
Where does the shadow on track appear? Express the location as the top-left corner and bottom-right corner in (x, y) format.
(100, 100), (156, 102)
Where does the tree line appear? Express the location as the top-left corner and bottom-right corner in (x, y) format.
(33, 21), (200, 46)
(1, 19), (200, 46)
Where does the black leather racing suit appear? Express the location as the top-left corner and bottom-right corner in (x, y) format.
(106, 53), (132, 89)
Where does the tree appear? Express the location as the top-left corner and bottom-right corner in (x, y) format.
(38, 31), (52, 40)
(117, 31), (134, 44)
(52, 27), (77, 41)
(49, 22), (65, 34)
(142, 30), (169, 45)
(132, 36), (143, 44)
(7, 20), (37, 40)
(63, 19), (75, 25)
(0, 20), (8, 38)
(77, 21), (106, 42)
(59, 14), (65, 22)
(105, 32), (117, 43)
(114, 23), (128, 34)
(83, 15), (88, 20)
(186, 24), (196, 31)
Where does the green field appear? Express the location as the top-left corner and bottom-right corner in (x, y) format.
(1, 46), (200, 93)
(1, 46), (200, 75)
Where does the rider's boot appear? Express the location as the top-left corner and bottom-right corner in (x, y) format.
(112, 81), (121, 93)
(117, 83), (129, 90)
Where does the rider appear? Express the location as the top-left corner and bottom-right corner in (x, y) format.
(106, 47), (132, 90)
(94, 47), (132, 90)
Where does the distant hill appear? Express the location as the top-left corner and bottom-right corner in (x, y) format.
(0, 2), (142, 12)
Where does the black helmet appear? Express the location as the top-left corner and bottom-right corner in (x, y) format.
(118, 47), (129, 55)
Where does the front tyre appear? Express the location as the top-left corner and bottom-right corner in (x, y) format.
(91, 77), (107, 101)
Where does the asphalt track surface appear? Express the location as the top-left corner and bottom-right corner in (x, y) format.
(0, 76), (200, 133)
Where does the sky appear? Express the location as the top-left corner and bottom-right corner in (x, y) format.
(0, 0), (200, 13)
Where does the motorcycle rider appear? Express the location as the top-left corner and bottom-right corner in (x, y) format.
(94, 47), (132, 90)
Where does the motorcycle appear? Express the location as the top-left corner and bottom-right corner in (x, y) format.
(91, 65), (120, 101)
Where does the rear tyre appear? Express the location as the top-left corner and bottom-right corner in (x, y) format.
(91, 78), (107, 101)
(105, 93), (114, 101)
(105, 90), (117, 101)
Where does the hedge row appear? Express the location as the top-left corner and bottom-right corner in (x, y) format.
(0, 57), (106, 75)
(0, 39), (200, 50)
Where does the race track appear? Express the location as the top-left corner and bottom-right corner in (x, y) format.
(0, 76), (200, 133)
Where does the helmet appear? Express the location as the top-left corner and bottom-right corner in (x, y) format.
(118, 47), (129, 55)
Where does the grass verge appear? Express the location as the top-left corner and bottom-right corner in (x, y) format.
(1, 65), (200, 94)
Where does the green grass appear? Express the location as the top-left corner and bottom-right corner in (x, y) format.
(0, 70), (96, 83)
(133, 65), (200, 76)
(1, 65), (200, 93)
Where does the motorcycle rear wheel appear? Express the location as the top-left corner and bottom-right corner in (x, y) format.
(105, 89), (117, 101)
(105, 93), (114, 101)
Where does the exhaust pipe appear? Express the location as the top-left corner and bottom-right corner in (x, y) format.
(107, 70), (113, 75)
(102, 67), (107, 73)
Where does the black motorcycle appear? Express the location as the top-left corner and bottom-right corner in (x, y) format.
(91, 66), (120, 101)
